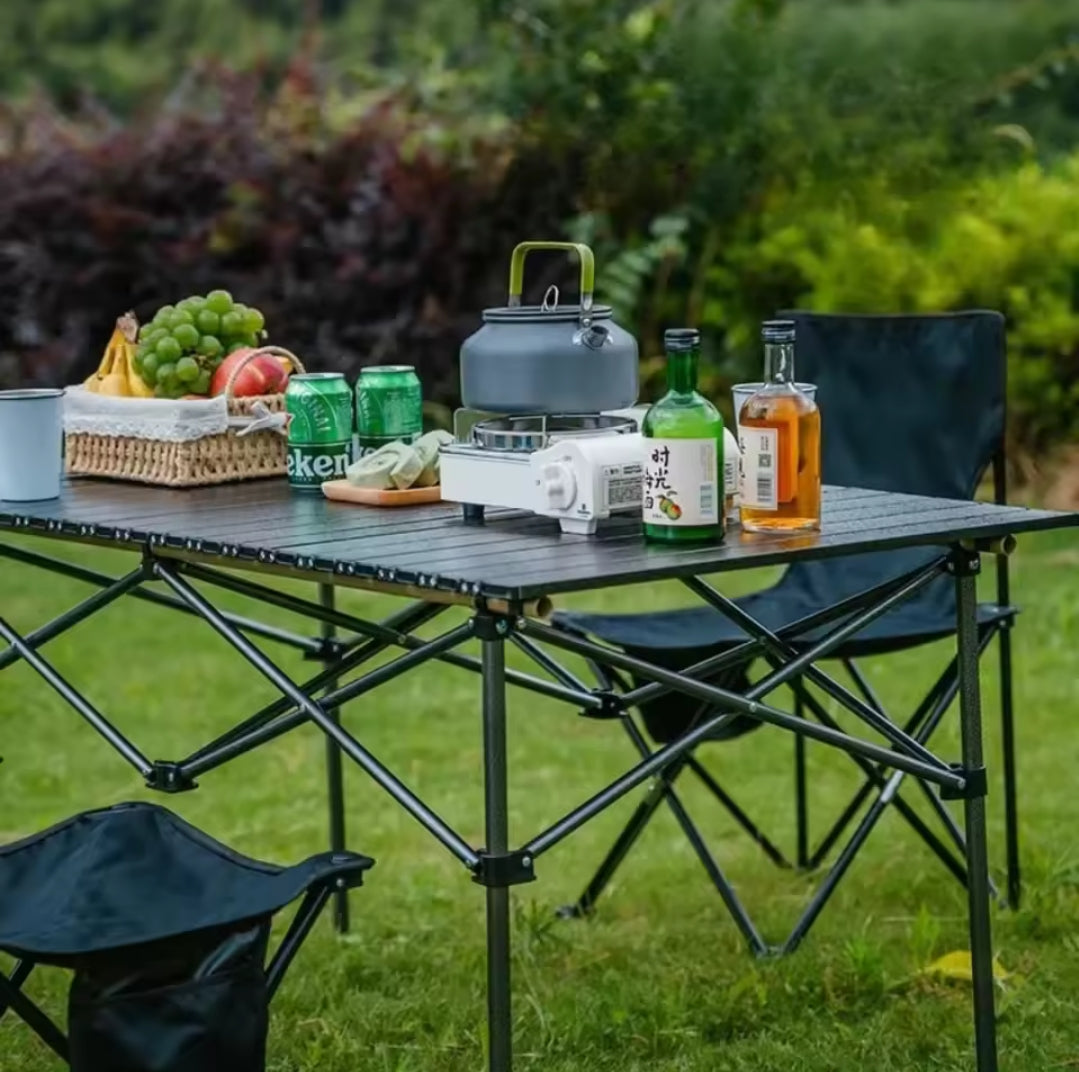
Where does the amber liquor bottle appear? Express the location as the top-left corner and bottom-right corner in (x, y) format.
(737, 320), (821, 532)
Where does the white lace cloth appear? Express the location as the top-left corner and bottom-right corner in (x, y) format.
(63, 386), (291, 442)
(63, 385), (230, 441)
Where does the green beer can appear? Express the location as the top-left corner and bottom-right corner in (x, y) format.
(285, 373), (353, 489)
(355, 365), (423, 456)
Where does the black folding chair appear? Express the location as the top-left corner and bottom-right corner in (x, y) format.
(0, 801), (373, 1070)
(554, 310), (1017, 953)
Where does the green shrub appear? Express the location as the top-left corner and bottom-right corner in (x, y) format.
(708, 154), (1079, 452)
(522, 0), (1079, 447)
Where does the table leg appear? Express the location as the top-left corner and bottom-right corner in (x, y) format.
(483, 632), (512, 1072)
(794, 689), (809, 869)
(955, 554), (998, 1072)
(320, 583), (350, 934)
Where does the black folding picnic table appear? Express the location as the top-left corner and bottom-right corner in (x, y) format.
(1, 478), (1077, 1072)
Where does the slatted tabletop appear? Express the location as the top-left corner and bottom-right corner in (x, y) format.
(0, 480), (1075, 602)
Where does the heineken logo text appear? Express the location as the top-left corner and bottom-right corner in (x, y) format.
(288, 444), (351, 485)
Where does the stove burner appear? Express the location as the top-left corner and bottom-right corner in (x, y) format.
(470, 413), (636, 453)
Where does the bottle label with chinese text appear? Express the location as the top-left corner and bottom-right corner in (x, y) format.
(643, 439), (720, 526)
(737, 426), (779, 510)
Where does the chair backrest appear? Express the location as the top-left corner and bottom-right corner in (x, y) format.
(771, 310), (1006, 615)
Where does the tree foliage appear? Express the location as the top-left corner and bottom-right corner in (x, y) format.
(3, 0), (1079, 452)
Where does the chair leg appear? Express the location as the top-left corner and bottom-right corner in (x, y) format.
(781, 765), (967, 955)
(779, 641), (1011, 952)
(557, 763), (673, 919)
(655, 765), (769, 955)
(795, 685), (970, 884)
(794, 685), (810, 869)
(564, 656), (785, 926)
(784, 780), (901, 953)
(998, 624), (1020, 908)
(618, 718), (768, 953)
(266, 886), (332, 999)
(808, 654), (956, 868)
(618, 672), (789, 869)
(841, 646), (1003, 904)
(0, 958), (32, 1022)
(0, 968), (69, 1061)
(685, 756), (792, 869)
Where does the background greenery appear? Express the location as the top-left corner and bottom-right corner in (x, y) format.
(3, 0), (1079, 458)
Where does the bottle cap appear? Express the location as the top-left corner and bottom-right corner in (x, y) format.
(761, 319), (796, 343)
(664, 328), (700, 351)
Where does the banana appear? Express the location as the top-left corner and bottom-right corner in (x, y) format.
(87, 312), (147, 398)
(83, 342), (113, 393)
(97, 331), (130, 395)
(117, 312), (154, 399)
(124, 345), (154, 398)
(97, 368), (129, 396)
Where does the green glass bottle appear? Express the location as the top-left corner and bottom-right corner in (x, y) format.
(642, 328), (724, 543)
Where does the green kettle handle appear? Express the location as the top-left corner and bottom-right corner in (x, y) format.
(507, 242), (596, 316)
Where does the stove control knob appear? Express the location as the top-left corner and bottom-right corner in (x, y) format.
(539, 462), (576, 511)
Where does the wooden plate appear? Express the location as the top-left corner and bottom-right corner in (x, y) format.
(320, 480), (443, 507)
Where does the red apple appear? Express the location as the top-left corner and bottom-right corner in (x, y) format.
(210, 348), (290, 398)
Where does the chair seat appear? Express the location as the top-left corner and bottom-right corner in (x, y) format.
(0, 802), (373, 960)
(555, 583), (1015, 660)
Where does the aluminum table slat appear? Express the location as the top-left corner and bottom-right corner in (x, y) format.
(2, 480), (1075, 601)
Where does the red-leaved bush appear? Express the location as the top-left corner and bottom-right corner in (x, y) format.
(0, 66), (572, 410)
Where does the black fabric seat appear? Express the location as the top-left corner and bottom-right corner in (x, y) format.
(562, 560), (1015, 744)
(0, 802), (373, 1071)
(0, 802), (371, 959)
(565, 558), (1014, 656)
(552, 311), (1021, 942)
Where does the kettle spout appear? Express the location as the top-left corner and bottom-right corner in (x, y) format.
(575, 323), (611, 350)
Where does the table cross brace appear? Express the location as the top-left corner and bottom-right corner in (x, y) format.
(0, 538), (999, 1072)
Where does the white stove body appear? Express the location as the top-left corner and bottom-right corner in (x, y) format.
(440, 432), (644, 535)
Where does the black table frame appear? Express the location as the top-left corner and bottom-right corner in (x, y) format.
(2, 484), (1074, 1072)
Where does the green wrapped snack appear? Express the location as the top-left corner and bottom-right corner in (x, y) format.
(346, 442), (409, 489)
(345, 439), (429, 490)
(412, 430), (454, 487)
(389, 444), (424, 490)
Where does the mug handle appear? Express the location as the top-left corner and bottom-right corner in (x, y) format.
(507, 242), (596, 319)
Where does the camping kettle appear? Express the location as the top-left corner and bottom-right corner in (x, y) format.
(460, 241), (639, 415)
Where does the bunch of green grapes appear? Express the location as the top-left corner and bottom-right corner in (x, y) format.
(133, 290), (267, 399)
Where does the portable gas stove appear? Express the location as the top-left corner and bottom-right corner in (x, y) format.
(440, 411), (646, 534)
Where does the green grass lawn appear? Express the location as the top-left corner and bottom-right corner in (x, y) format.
(1, 531), (1078, 1071)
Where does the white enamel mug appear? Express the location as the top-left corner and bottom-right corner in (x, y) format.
(0, 388), (65, 501)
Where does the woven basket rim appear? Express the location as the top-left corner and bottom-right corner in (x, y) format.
(65, 423), (287, 488)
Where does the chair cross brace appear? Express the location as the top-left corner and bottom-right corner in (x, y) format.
(681, 575), (944, 768)
(526, 584), (1009, 955)
(798, 626), (1002, 890)
(0, 962), (68, 1061)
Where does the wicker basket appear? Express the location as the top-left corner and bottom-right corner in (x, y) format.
(65, 347), (306, 488)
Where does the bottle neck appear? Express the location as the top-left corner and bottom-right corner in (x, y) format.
(666, 347), (699, 394)
(764, 342), (795, 385)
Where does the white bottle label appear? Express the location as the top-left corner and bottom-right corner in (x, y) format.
(602, 462), (644, 511)
(737, 425), (778, 510)
(723, 427), (741, 522)
(643, 439), (720, 526)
